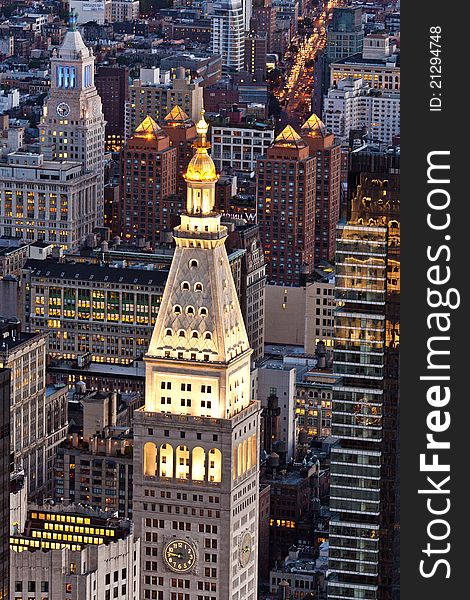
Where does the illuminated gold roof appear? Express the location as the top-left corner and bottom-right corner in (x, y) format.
(134, 115), (163, 138)
(164, 106), (190, 123)
(184, 110), (218, 183)
(274, 125), (306, 147)
(185, 150), (218, 182)
(301, 113), (327, 137)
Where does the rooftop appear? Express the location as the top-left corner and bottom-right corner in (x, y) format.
(25, 259), (169, 287)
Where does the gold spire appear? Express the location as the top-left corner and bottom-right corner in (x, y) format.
(183, 109), (218, 184)
(301, 113), (327, 137)
(274, 125), (306, 147)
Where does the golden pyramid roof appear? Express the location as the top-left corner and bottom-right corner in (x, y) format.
(274, 125), (306, 147)
(301, 113), (327, 136)
(134, 115), (163, 138)
(164, 105), (190, 123)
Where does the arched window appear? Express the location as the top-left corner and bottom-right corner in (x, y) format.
(243, 439), (248, 472)
(200, 307), (208, 317)
(192, 331), (199, 338)
(174, 305), (182, 314)
(204, 332), (212, 340)
(192, 447), (205, 481)
(246, 438), (252, 470)
(237, 443), (243, 477)
(159, 443), (173, 478)
(251, 434), (257, 468)
(233, 446), (238, 481)
(195, 283), (203, 292)
(144, 442), (157, 477)
(181, 281), (190, 290)
(189, 259), (198, 268)
(208, 448), (222, 483)
(178, 330), (186, 337)
(176, 445), (190, 479)
(186, 306), (195, 315)
(165, 328), (172, 336)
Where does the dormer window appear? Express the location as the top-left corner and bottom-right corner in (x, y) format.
(195, 283), (203, 292)
(181, 282), (190, 290)
(174, 305), (182, 314)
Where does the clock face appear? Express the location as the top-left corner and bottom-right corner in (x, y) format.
(163, 539), (196, 573)
(239, 531), (252, 568)
(57, 102), (70, 118)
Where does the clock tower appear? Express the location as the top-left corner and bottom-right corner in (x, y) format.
(133, 111), (261, 600)
(40, 10), (105, 223)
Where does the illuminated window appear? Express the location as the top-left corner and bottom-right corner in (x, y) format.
(160, 444), (173, 477)
(144, 442), (157, 477)
(192, 447), (205, 481)
(208, 448), (222, 482)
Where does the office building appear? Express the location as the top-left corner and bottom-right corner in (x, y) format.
(244, 32), (268, 81)
(0, 319), (68, 502)
(323, 78), (400, 146)
(211, 111), (274, 174)
(69, 0), (112, 24)
(0, 152), (99, 250)
(125, 67), (204, 138)
(40, 11), (105, 229)
(10, 507), (140, 600)
(22, 259), (167, 364)
(54, 388), (135, 518)
(95, 65), (129, 152)
(264, 263), (336, 352)
(118, 116), (177, 246)
(161, 106), (198, 196)
(301, 114), (342, 264)
(262, 459), (318, 568)
(327, 148), (400, 600)
(256, 125), (316, 286)
(211, 0), (245, 73)
(133, 111), (261, 599)
(111, 0), (140, 22)
(0, 368), (10, 600)
(327, 6), (364, 61)
(250, 0), (276, 53)
(251, 362), (296, 460)
(330, 34), (400, 91)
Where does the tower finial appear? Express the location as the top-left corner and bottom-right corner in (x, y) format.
(69, 8), (77, 31)
(195, 109), (208, 146)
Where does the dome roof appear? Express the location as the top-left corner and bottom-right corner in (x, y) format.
(184, 150), (217, 182)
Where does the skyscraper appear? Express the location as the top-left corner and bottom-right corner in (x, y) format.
(327, 147), (400, 600)
(256, 125), (316, 286)
(40, 10), (105, 225)
(301, 114), (341, 264)
(0, 368), (10, 600)
(133, 111), (261, 599)
(118, 115), (177, 245)
(327, 6), (364, 61)
(211, 0), (245, 73)
(95, 64), (129, 152)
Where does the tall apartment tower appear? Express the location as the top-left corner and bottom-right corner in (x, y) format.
(250, 0), (276, 53)
(95, 64), (129, 151)
(118, 116), (177, 246)
(211, 0), (245, 73)
(327, 6), (364, 61)
(0, 368), (10, 600)
(40, 10), (105, 224)
(327, 148), (400, 600)
(301, 114), (341, 264)
(256, 125), (316, 286)
(162, 106), (198, 197)
(133, 111), (261, 600)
